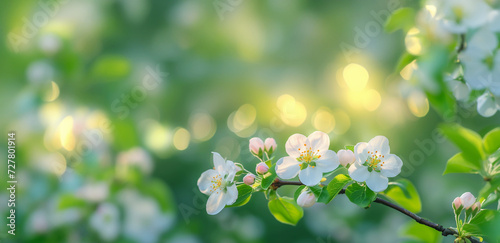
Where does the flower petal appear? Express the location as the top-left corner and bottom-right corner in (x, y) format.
(275, 156), (301, 179)
(285, 134), (308, 158)
(212, 152), (226, 172)
(366, 172), (389, 192)
(348, 162), (370, 182)
(368, 136), (390, 155)
(299, 167), (323, 186)
(197, 169), (218, 195)
(380, 154), (403, 178)
(308, 131), (330, 152)
(354, 142), (370, 165)
(315, 150), (339, 173)
(206, 190), (229, 215)
(225, 160), (237, 182)
(225, 184), (238, 205)
(477, 92), (498, 117)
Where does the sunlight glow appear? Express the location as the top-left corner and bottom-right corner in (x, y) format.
(408, 91), (430, 117)
(312, 108), (335, 133)
(343, 63), (369, 91)
(173, 128), (190, 151)
(277, 94), (307, 127)
(59, 116), (75, 151)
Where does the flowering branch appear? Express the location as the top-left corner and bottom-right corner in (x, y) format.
(271, 178), (481, 243)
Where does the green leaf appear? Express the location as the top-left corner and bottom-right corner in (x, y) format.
(483, 128), (500, 154)
(294, 185), (307, 202)
(309, 185), (323, 198)
(318, 174), (351, 204)
(440, 123), (485, 167)
(261, 164), (277, 190)
(383, 179), (422, 213)
(402, 221), (442, 243)
(344, 145), (354, 152)
(345, 183), (377, 208)
(385, 8), (416, 33)
(58, 194), (87, 210)
(395, 52), (417, 73)
(227, 184), (253, 207)
(268, 196), (304, 225)
(443, 152), (479, 175)
(140, 179), (175, 212)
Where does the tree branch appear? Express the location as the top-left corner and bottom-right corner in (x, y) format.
(271, 179), (481, 243)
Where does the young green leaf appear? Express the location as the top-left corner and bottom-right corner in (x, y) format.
(294, 185), (307, 202)
(261, 164), (277, 190)
(383, 179), (422, 213)
(443, 152), (480, 175)
(385, 8), (416, 33)
(268, 196), (304, 225)
(317, 174), (351, 204)
(227, 184), (253, 208)
(402, 221), (442, 243)
(483, 127), (500, 154)
(345, 183), (377, 208)
(440, 123), (485, 167)
(344, 145), (354, 152)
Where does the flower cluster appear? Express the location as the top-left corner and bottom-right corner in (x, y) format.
(451, 192), (483, 240)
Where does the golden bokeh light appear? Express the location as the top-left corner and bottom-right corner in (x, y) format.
(59, 116), (75, 151)
(43, 81), (60, 102)
(405, 28), (422, 56)
(362, 89), (382, 111)
(173, 127), (190, 151)
(277, 94), (307, 127)
(407, 90), (430, 117)
(234, 104), (257, 130)
(189, 113), (216, 142)
(312, 107), (336, 133)
(343, 63), (369, 91)
(144, 120), (171, 152)
(425, 4), (437, 17)
(400, 60), (418, 81)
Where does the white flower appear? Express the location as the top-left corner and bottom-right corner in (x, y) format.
(477, 92), (500, 117)
(197, 152), (238, 215)
(348, 136), (403, 192)
(338, 149), (356, 166)
(75, 181), (109, 202)
(460, 192), (476, 209)
(436, 0), (491, 33)
(459, 27), (500, 96)
(275, 131), (339, 186)
(297, 191), (316, 208)
(89, 203), (120, 241)
(116, 147), (154, 177)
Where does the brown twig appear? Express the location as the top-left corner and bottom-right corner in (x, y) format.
(271, 179), (481, 243)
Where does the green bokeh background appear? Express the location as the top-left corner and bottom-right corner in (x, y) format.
(0, 0), (498, 242)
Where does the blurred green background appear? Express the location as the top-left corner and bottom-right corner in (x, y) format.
(0, 0), (499, 242)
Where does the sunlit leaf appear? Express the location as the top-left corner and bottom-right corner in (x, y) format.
(383, 179), (421, 213)
(345, 183), (376, 208)
(440, 123), (485, 167)
(483, 127), (500, 154)
(317, 174), (351, 204)
(385, 8), (416, 33)
(268, 196), (304, 225)
(443, 152), (479, 175)
(261, 164), (277, 190)
(227, 184), (253, 207)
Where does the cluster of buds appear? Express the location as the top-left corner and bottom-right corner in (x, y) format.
(452, 192), (481, 215)
(249, 137), (277, 159)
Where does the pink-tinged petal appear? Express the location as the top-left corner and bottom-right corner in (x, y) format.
(206, 190), (229, 215)
(365, 172), (388, 192)
(354, 142), (370, 164)
(197, 169), (219, 195)
(225, 184), (238, 205)
(212, 152), (226, 172)
(286, 134), (308, 158)
(380, 154), (403, 178)
(368, 136), (390, 155)
(315, 150), (339, 173)
(348, 162), (370, 182)
(299, 167), (323, 186)
(308, 131), (330, 152)
(275, 156), (301, 179)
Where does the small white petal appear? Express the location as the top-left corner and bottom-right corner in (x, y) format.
(366, 172), (389, 192)
(197, 169), (218, 195)
(348, 163), (370, 182)
(206, 190), (229, 215)
(308, 131), (330, 152)
(225, 184), (238, 205)
(477, 93), (498, 117)
(368, 136), (390, 155)
(299, 167), (323, 186)
(354, 142), (370, 165)
(380, 154), (403, 178)
(276, 156), (301, 179)
(315, 150), (339, 173)
(225, 160), (237, 182)
(285, 134), (308, 158)
(212, 152), (226, 172)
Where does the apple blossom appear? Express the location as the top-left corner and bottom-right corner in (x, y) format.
(89, 203), (120, 241)
(256, 162), (269, 174)
(243, 174), (256, 185)
(297, 191), (316, 208)
(249, 137), (265, 155)
(452, 197), (462, 209)
(264, 138), (277, 154)
(460, 192), (476, 209)
(275, 131), (339, 186)
(197, 152), (238, 215)
(436, 0), (492, 33)
(338, 149), (355, 166)
(472, 201), (481, 211)
(348, 136), (403, 192)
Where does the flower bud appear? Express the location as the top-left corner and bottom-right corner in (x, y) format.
(264, 138), (277, 153)
(460, 192), (476, 209)
(297, 191), (316, 208)
(452, 197), (462, 209)
(243, 174), (256, 185)
(338, 149), (355, 166)
(471, 201), (481, 211)
(256, 162), (269, 174)
(249, 138), (264, 155)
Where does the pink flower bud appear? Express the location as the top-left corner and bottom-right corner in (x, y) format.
(472, 202), (481, 211)
(460, 192), (476, 209)
(338, 149), (355, 166)
(256, 162), (269, 174)
(249, 138), (264, 155)
(243, 174), (256, 185)
(297, 191), (316, 208)
(264, 138), (277, 152)
(452, 197), (462, 209)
